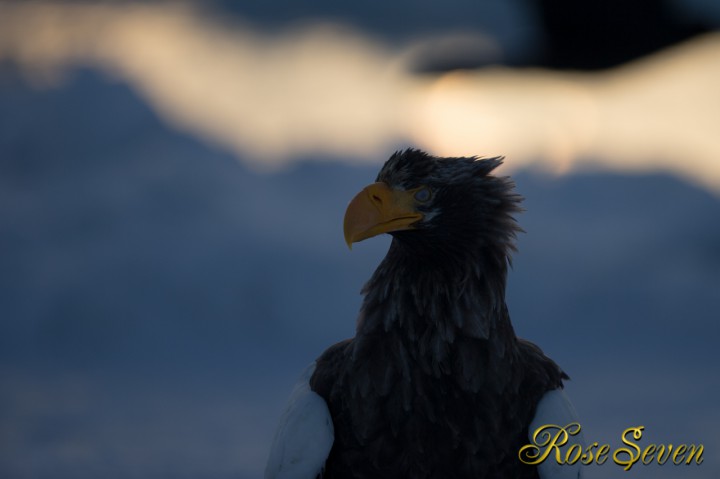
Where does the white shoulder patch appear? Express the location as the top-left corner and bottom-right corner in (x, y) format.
(529, 388), (584, 479)
(265, 363), (334, 479)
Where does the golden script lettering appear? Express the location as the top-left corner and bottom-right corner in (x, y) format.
(519, 424), (704, 470)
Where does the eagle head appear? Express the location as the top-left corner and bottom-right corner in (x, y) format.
(344, 148), (523, 259)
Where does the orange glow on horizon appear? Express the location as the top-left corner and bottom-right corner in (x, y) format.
(1, 2), (719, 194)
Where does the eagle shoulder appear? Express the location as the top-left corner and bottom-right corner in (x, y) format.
(265, 363), (334, 479)
(530, 388), (584, 479)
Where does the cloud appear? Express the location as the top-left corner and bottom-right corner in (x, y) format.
(418, 37), (720, 192)
(1, 2), (719, 193)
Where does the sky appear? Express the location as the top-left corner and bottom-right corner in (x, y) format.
(0, 1), (719, 478)
(1, 1), (719, 192)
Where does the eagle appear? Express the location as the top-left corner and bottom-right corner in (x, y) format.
(265, 149), (582, 479)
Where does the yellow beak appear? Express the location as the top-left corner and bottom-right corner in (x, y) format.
(343, 182), (423, 248)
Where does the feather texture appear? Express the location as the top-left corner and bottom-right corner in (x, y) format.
(265, 363), (334, 479)
(268, 150), (580, 478)
(530, 389), (584, 479)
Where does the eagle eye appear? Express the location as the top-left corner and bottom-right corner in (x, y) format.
(414, 187), (431, 203)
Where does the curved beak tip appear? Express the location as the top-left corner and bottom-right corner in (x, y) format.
(342, 182), (422, 249)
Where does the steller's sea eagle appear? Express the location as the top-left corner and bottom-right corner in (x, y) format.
(266, 149), (582, 479)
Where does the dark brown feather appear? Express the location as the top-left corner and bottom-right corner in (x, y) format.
(310, 150), (567, 478)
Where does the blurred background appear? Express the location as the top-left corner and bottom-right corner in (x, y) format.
(1, 1), (719, 478)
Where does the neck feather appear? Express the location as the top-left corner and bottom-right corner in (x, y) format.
(356, 237), (515, 342)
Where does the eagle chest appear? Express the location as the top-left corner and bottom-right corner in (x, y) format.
(314, 337), (538, 479)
